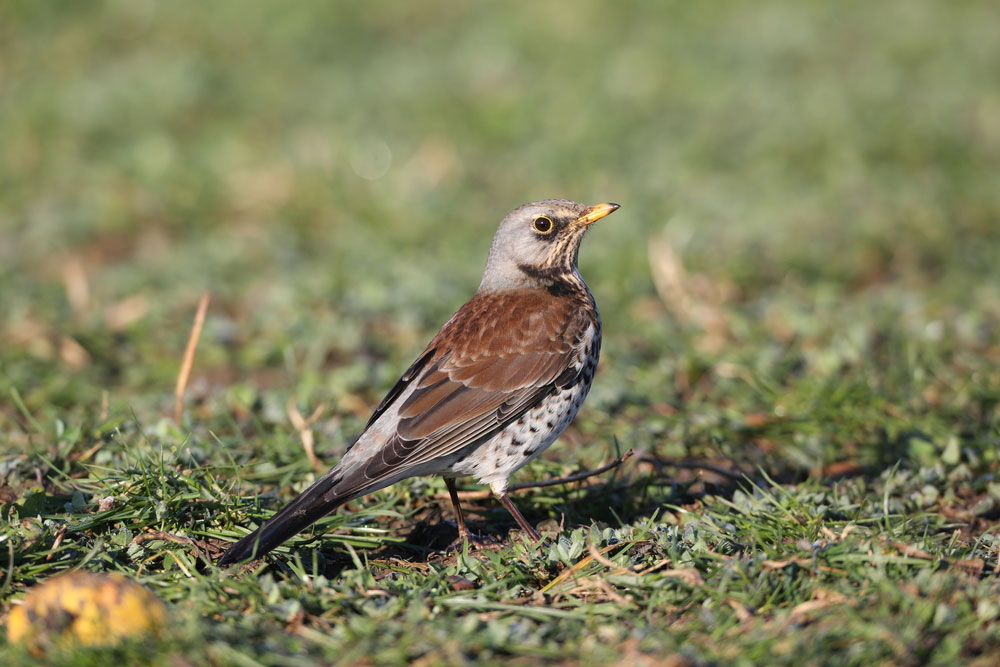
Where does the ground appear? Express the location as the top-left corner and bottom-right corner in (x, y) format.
(1, 1), (999, 665)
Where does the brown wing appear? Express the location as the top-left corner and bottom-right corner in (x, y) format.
(354, 287), (596, 486)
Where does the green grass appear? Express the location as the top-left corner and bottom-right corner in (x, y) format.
(2, 1), (999, 664)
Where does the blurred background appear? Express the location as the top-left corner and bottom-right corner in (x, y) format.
(2, 0), (998, 473)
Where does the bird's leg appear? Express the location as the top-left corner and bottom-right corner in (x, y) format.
(445, 478), (477, 542)
(494, 492), (542, 542)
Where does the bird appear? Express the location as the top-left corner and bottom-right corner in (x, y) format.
(219, 199), (620, 565)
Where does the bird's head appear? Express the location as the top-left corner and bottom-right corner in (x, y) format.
(479, 199), (619, 292)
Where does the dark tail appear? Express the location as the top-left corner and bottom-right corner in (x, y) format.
(219, 469), (349, 566)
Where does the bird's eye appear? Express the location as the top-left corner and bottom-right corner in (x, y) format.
(532, 216), (554, 234)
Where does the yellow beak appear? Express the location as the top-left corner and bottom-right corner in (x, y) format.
(574, 202), (621, 227)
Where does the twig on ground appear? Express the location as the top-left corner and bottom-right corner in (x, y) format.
(440, 449), (635, 500)
(511, 448), (634, 491)
(634, 452), (748, 482)
(174, 293), (210, 424)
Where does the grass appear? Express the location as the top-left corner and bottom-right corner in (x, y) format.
(2, 0), (999, 664)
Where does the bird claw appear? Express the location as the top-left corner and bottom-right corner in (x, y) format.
(446, 525), (490, 551)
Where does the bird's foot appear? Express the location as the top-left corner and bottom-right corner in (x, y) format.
(533, 518), (561, 541)
(446, 524), (492, 551)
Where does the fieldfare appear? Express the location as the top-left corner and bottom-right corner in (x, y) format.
(219, 199), (620, 565)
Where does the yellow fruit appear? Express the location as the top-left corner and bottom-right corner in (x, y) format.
(6, 571), (167, 654)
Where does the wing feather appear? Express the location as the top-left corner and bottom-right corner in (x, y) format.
(352, 288), (595, 488)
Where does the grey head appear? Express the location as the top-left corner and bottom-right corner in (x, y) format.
(478, 199), (620, 293)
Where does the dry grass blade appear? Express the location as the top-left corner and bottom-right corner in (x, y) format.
(288, 401), (328, 473)
(61, 256), (89, 319)
(587, 540), (633, 576)
(659, 569), (705, 586)
(889, 540), (986, 575)
(539, 543), (625, 594)
(45, 525), (68, 562)
(727, 598), (754, 623)
(174, 293), (210, 424)
(647, 231), (731, 353)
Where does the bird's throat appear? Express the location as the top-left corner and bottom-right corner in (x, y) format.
(516, 263), (584, 298)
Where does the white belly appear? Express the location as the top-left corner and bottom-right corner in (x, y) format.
(443, 322), (600, 492)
